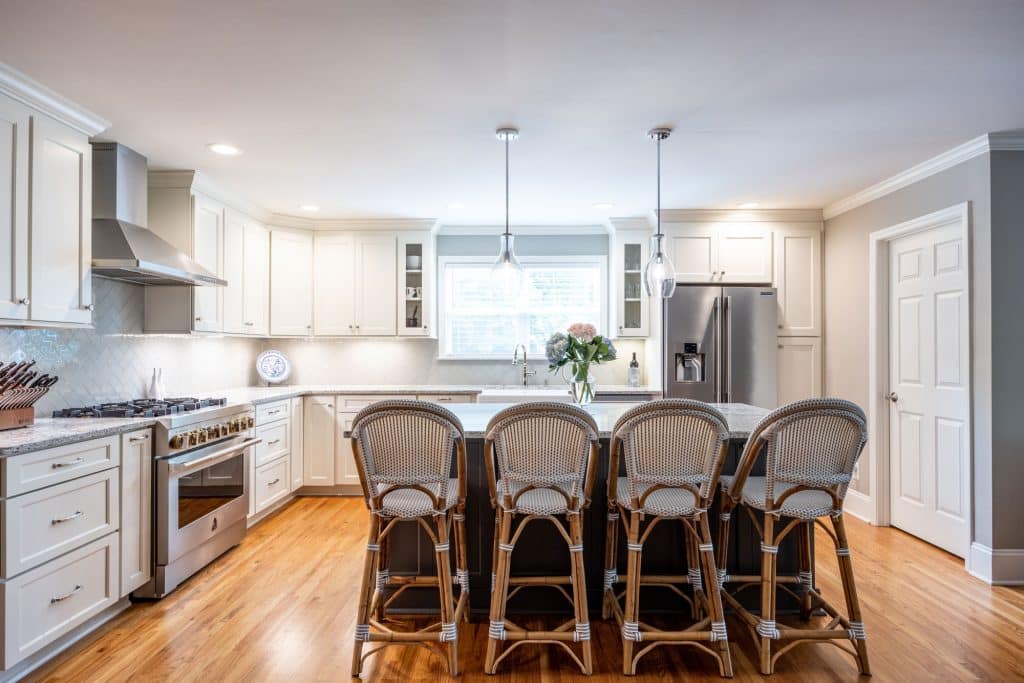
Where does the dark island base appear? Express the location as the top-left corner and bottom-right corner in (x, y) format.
(379, 439), (809, 616)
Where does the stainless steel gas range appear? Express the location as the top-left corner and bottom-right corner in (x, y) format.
(58, 398), (260, 598)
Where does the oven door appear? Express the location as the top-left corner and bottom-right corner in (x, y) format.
(157, 436), (260, 565)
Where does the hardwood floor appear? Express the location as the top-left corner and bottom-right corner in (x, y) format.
(27, 497), (1024, 682)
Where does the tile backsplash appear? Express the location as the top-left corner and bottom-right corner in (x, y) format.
(0, 278), (260, 415)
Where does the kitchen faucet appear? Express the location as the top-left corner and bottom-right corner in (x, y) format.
(512, 344), (536, 386)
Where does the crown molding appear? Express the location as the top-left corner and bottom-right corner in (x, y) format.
(309, 218), (438, 232)
(823, 132), (1024, 220)
(437, 224), (608, 236)
(148, 170), (273, 223)
(658, 208), (823, 223)
(0, 62), (109, 136)
(608, 216), (655, 233)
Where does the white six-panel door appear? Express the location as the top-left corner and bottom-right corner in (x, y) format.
(888, 222), (970, 557)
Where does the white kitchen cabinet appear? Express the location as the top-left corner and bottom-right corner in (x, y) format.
(777, 336), (822, 406)
(313, 233), (356, 335)
(253, 457), (290, 514)
(289, 397), (304, 490)
(774, 225), (822, 336)
(397, 233), (434, 336)
(242, 220), (269, 335)
(29, 114), (93, 325)
(222, 209), (245, 334)
(190, 193), (225, 332)
(303, 396), (336, 485)
(335, 409), (361, 487)
(270, 229), (314, 336)
(666, 223), (772, 284)
(355, 234), (397, 336)
(0, 96), (29, 322)
(119, 429), (151, 595)
(612, 231), (650, 337)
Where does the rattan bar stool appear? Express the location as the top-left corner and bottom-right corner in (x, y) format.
(349, 400), (470, 677)
(483, 402), (600, 675)
(716, 398), (870, 675)
(603, 399), (734, 677)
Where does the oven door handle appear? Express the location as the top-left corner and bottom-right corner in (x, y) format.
(167, 437), (262, 475)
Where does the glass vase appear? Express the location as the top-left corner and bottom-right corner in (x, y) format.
(569, 363), (595, 406)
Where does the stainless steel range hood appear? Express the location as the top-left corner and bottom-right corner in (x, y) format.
(91, 143), (227, 286)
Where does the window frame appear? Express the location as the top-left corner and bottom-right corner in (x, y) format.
(436, 254), (609, 360)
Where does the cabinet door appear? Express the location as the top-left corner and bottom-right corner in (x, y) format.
(397, 234), (433, 336)
(774, 225), (821, 336)
(191, 193), (224, 332)
(335, 411), (362, 485)
(313, 233), (356, 335)
(777, 337), (822, 407)
(270, 229), (313, 336)
(29, 115), (92, 324)
(243, 220), (269, 335)
(289, 397), (304, 490)
(614, 234), (649, 337)
(0, 96), (29, 320)
(303, 396), (336, 485)
(120, 429), (152, 595)
(355, 234), (397, 335)
(717, 224), (773, 284)
(222, 209), (245, 334)
(667, 224), (717, 283)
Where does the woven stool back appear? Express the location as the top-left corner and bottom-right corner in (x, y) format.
(610, 399), (730, 504)
(350, 399), (465, 506)
(484, 402), (600, 510)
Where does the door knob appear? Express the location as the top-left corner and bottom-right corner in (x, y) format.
(885, 392), (899, 403)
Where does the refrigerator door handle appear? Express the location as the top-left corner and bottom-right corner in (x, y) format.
(712, 297), (721, 402)
(723, 295), (732, 403)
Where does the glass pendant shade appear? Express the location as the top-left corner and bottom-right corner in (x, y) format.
(492, 233), (524, 295)
(644, 234), (677, 298)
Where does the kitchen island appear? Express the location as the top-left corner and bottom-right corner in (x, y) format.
(370, 401), (806, 616)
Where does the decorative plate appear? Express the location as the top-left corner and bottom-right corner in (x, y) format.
(256, 350), (291, 384)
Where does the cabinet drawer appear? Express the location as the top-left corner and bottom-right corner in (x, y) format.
(254, 421), (289, 468)
(255, 400), (290, 425)
(253, 457), (290, 513)
(416, 394), (473, 404)
(1, 436), (119, 498)
(338, 395), (413, 411)
(2, 468), (119, 579)
(1, 532), (119, 669)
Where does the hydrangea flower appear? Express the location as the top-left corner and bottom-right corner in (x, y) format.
(567, 322), (597, 343)
(545, 332), (569, 364)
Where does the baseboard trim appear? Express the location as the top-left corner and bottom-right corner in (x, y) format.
(843, 489), (874, 523)
(967, 542), (1024, 585)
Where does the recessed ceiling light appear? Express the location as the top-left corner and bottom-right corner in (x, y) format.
(593, 202), (614, 211)
(448, 202), (465, 210)
(738, 202), (759, 209)
(299, 204), (320, 212)
(208, 142), (242, 156)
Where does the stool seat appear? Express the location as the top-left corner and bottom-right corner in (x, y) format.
(720, 475), (835, 520)
(378, 478), (461, 518)
(496, 479), (577, 515)
(615, 477), (698, 517)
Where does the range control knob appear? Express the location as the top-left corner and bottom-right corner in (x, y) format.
(187, 431), (199, 447)
(245, 415), (255, 428)
(196, 429), (208, 444)
(169, 434), (185, 449)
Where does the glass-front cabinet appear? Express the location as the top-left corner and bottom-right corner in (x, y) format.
(397, 232), (435, 337)
(612, 229), (651, 337)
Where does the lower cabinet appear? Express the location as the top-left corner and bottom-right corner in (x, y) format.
(303, 395), (336, 485)
(289, 397), (303, 490)
(334, 410), (361, 487)
(777, 336), (823, 406)
(119, 429), (152, 595)
(253, 457), (290, 514)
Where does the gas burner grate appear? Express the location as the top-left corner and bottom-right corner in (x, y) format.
(53, 397), (228, 419)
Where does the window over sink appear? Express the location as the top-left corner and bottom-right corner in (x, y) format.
(438, 256), (607, 359)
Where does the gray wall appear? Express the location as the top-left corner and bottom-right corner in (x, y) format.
(823, 153), (997, 547)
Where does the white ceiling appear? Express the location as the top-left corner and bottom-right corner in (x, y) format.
(2, 1), (1023, 223)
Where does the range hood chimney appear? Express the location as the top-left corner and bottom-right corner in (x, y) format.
(91, 142), (226, 286)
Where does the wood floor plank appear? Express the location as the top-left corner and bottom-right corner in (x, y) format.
(24, 497), (1024, 682)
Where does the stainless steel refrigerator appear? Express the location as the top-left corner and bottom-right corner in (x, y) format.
(663, 285), (778, 407)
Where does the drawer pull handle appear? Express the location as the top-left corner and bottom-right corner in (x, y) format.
(50, 585), (83, 604)
(52, 458), (84, 469)
(129, 434), (150, 442)
(267, 478), (281, 486)
(267, 439), (281, 446)
(267, 409), (282, 415)
(52, 510), (84, 524)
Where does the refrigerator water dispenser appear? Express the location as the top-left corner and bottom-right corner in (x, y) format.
(675, 342), (704, 383)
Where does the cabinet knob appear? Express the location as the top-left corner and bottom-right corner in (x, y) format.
(195, 317), (202, 322)
(17, 297), (29, 306)
(422, 325), (428, 330)
(355, 325), (360, 330)
(83, 303), (95, 311)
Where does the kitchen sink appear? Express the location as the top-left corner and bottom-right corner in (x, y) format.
(476, 386), (574, 403)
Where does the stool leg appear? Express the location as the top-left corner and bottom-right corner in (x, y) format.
(685, 521), (704, 620)
(485, 509), (513, 674)
(798, 520), (814, 621)
(603, 506), (619, 619)
(373, 530), (390, 622)
(758, 513), (778, 675)
(568, 512), (593, 674)
(697, 513), (733, 678)
(832, 513), (871, 675)
(716, 499), (734, 595)
(454, 503), (470, 622)
(621, 511), (643, 675)
(434, 513), (459, 676)
(352, 514), (381, 677)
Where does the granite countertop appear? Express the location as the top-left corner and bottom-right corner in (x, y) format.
(0, 417), (157, 456)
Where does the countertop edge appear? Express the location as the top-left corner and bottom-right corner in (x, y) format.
(0, 418), (158, 457)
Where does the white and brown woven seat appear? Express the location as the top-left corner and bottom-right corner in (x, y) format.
(604, 399), (734, 677)
(483, 402), (600, 675)
(716, 398), (870, 676)
(348, 400), (469, 678)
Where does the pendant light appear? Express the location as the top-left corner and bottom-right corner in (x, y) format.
(643, 127), (677, 298)
(492, 127), (524, 295)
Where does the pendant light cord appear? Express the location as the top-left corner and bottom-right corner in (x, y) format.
(504, 135), (511, 239)
(656, 133), (662, 239)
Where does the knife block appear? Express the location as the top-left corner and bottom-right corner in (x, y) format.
(0, 407), (34, 430)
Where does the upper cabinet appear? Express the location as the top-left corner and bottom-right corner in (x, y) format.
(313, 232), (398, 336)
(666, 222), (773, 284)
(222, 208), (245, 334)
(269, 228), (313, 336)
(397, 233), (433, 337)
(190, 192), (225, 332)
(242, 220), (269, 335)
(773, 225), (822, 336)
(0, 96), (29, 322)
(354, 234), (397, 336)
(611, 230), (650, 338)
